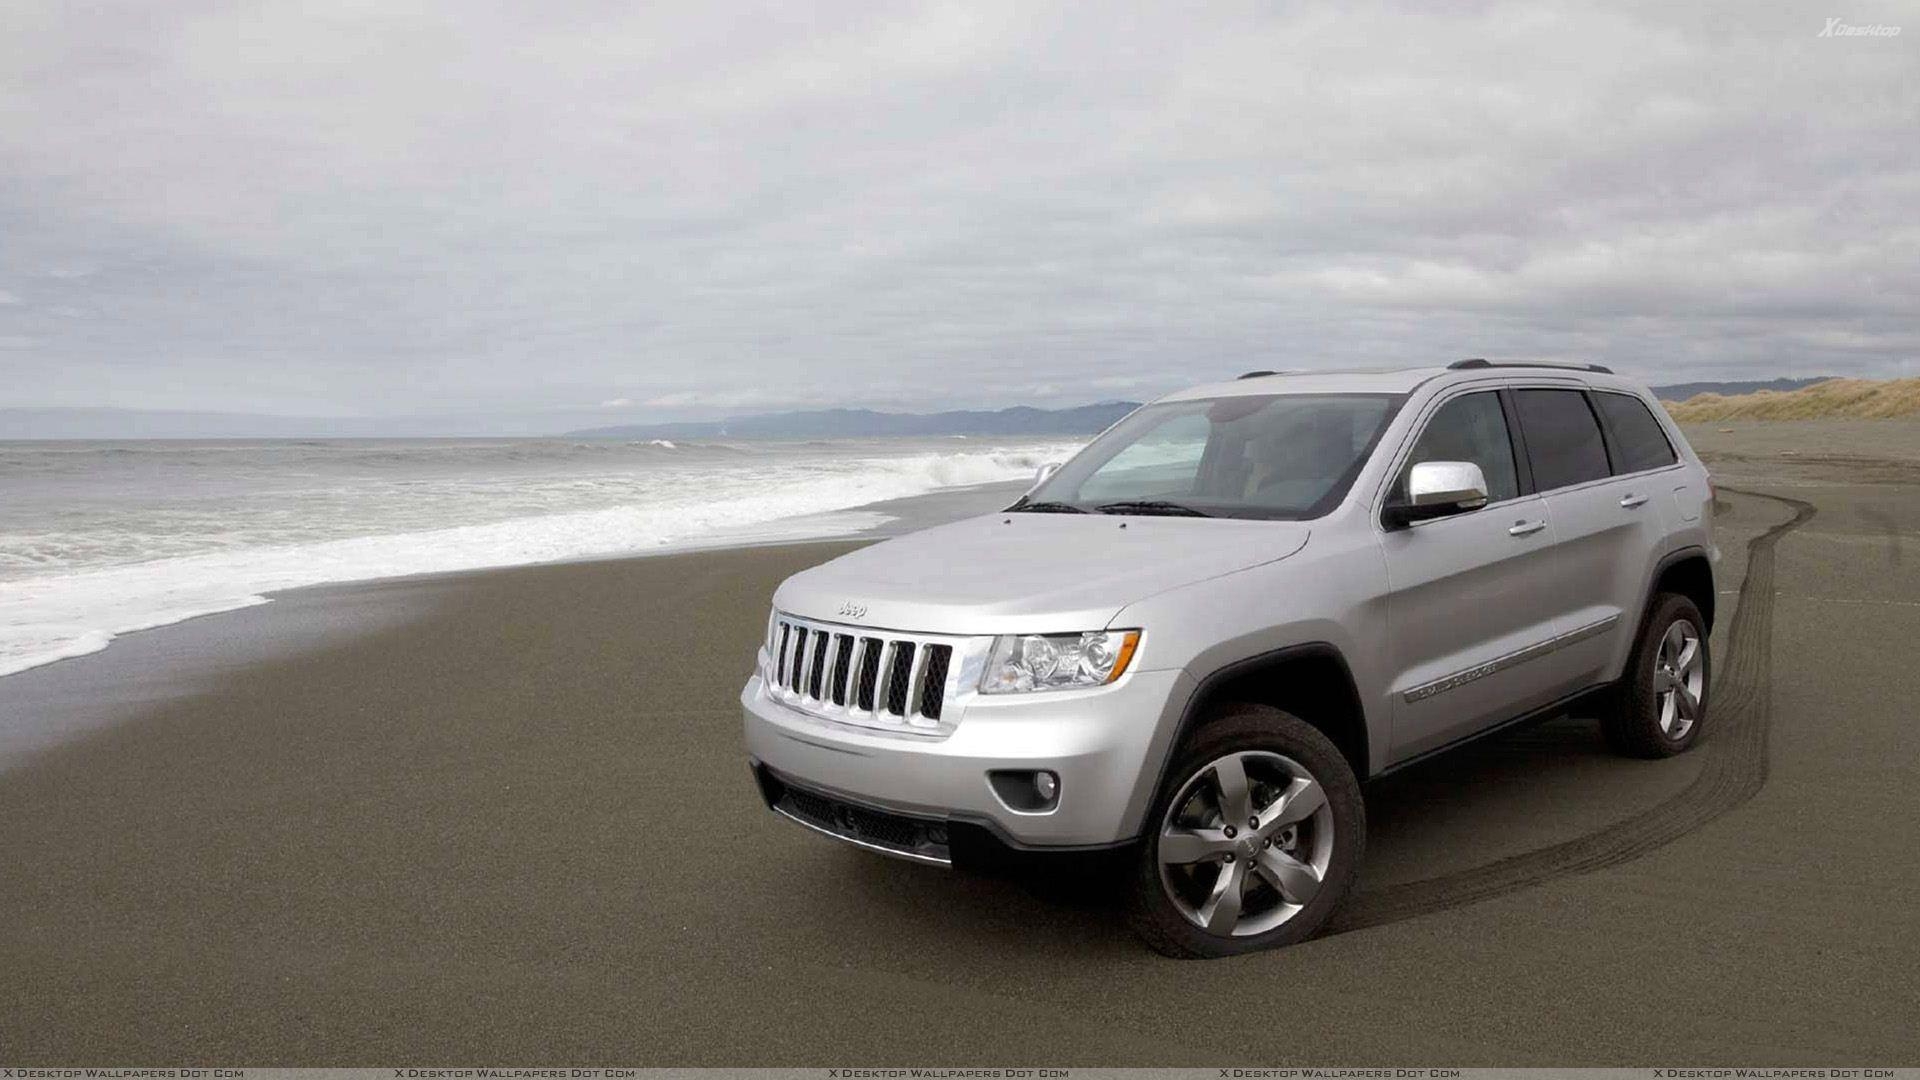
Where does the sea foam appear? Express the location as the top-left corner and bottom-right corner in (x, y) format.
(0, 440), (1076, 678)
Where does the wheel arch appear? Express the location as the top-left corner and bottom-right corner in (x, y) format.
(1161, 643), (1373, 790)
(1650, 547), (1716, 632)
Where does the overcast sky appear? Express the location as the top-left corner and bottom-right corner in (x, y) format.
(1, 2), (1914, 429)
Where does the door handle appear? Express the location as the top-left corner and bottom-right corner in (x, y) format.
(1508, 519), (1547, 537)
(1619, 493), (1649, 509)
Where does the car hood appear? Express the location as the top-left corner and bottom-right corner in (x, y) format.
(773, 512), (1311, 636)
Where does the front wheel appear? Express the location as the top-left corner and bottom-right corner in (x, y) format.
(1126, 704), (1365, 958)
(1600, 592), (1710, 758)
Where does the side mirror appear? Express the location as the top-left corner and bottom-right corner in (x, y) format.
(1030, 461), (1062, 489)
(1384, 461), (1489, 528)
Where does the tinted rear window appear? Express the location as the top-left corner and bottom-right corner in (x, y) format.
(1514, 389), (1610, 491)
(1593, 392), (1679, 473)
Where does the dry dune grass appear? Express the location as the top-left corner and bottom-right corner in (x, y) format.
(1662, 377), (1920, 421)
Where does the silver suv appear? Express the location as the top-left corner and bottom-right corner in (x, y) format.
(741, 360), (1716, 957)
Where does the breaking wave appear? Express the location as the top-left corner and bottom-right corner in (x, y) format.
(0, 438), (1081, 677)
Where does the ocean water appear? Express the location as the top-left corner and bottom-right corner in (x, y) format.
(0, 436), (1081, 678)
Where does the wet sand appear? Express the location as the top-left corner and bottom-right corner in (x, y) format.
(1, 425), (1916, 1063)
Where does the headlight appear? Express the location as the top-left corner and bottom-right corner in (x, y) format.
(981, 630), (1141, 694)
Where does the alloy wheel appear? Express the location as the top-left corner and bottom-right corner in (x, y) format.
(1653, 619), (1705, 739)
(1156, 750), (1335, 937)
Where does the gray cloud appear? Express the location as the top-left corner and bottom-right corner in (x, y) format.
(0, 1), (1914, 427)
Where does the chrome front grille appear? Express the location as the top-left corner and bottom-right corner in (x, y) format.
(765, 613), (964, 732)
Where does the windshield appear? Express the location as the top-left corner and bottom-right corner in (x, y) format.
(1015, 393), (1403, 520)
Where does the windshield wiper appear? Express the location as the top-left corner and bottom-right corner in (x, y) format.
(1093, 500), (1214, 518)
(1008, 499), (1091, 514)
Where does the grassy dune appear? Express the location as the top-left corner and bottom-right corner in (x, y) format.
(1663, 377), (1920, 421)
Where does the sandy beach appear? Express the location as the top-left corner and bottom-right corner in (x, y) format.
(2, 422), (1917, 1063)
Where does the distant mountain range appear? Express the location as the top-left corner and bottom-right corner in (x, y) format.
(0, 377), (1843, 440)
(1650, 377), (1833, 403)
(567, 378), (1840, 439)
(1664, 376), (1920, 421)
(565, 402), (1144, 439)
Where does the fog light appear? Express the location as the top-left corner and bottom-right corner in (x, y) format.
(987, 769), (1062, 813)
(1034, 771), (1059, 801)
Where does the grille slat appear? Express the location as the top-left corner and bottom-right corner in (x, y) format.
(793, 628), (812, 692)
(874, 640), (899, 714)
(885, 642), (916, 717)
(902, 644), (926, 718)
(808, 633), (829, 699)
(830, 635), (855, 706)
(854, 637), (884, 712)
(919, 645), (952, 720)
(796, 627), (816, 694)
(766, 615), (960, 731)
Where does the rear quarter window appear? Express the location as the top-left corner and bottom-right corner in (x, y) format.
(1593, 391), (1679, 474)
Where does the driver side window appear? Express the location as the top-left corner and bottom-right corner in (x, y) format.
(1399, 392), (1520, 504)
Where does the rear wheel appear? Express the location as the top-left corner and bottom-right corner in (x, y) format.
(1126, 704), (1364, 958)
(1601, 592), (1710, 758)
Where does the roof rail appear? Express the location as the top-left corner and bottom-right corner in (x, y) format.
(1237, 370), (1281, 379)
(1449, 358), (1614, 375)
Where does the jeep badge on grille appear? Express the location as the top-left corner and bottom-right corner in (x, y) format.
(838, 601), (868, 619)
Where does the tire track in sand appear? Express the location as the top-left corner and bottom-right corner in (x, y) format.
(1326, 486), (1816, 934)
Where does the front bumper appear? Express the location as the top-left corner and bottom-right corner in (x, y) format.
(741, 667), (1192, 860)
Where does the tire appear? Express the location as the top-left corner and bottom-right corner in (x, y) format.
(1600, 592), (1710, 758)
(1126, 703), (1365, 958)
